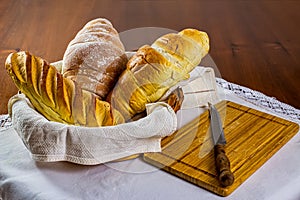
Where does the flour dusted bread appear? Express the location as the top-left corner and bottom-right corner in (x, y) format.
(5, 51), (121, 126)
(108, 29), (209, 121)
(62, 18), (127, 100)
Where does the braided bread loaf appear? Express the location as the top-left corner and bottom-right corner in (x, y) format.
(5, 51), (122, 126)
(62, 18), (127, 100)
(107, 29), (209, 121)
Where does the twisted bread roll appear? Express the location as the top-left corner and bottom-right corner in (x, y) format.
(108, 29), (209, 121)
(62, 18), (127, 100)
(5, 51), (121, 127)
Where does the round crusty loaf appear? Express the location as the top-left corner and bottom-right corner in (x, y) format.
(62, 18), (127, 100)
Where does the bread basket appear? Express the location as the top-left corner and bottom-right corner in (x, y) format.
(8, 52), (218, 165)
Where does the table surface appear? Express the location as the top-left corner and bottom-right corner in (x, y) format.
(0, 0), (299, 114)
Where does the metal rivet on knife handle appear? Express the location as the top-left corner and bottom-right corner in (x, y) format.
(214, 144), (235, 187)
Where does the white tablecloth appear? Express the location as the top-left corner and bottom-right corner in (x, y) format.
(1, 79), (300, 200)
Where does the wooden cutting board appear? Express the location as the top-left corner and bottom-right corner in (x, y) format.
(143, 101), (299, 196)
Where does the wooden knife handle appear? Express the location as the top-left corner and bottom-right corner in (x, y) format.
(214, 144), (235, 187)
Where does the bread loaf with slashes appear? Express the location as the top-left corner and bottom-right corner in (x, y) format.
(5, 23), (209, 126)
(107, 28), (209, 121)
(5, 51), (123, 126)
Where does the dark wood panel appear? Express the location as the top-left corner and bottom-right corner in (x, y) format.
(0, 0), (299, 114)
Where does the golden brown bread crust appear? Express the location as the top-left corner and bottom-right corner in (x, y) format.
(108, 45), (181, 121)
(152, 29), (210, 72)
(62, 18), (127, 100)
(5, 51), (120, 127)
(108, 28), (209, 122)
(5, 27), (209, 127)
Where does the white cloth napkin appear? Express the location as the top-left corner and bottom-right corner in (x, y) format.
(180, 67), (219, 109)
(159, 66), (219, 109)
(9, 94), (177, 165)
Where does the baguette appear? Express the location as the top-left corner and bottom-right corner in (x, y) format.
(107, 28), (209, 121)
(5, 51), (122, 126)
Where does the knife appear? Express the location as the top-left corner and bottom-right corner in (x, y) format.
(208, 102), (234, 187)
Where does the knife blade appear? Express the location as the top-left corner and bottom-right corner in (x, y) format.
(208, 102), (234, 187)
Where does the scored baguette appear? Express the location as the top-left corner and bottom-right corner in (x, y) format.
(107, 28), (209, 122)
(5, 51), (123, 126)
